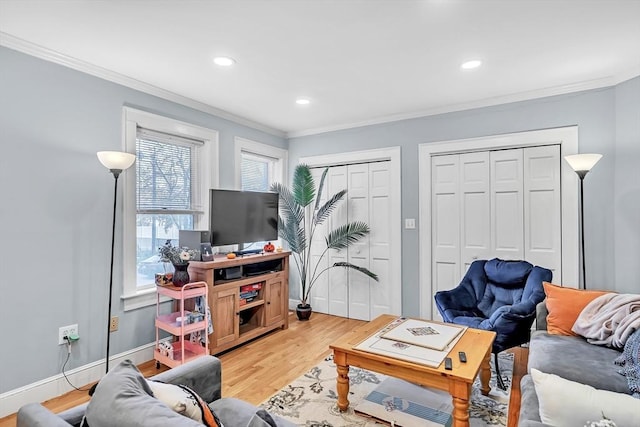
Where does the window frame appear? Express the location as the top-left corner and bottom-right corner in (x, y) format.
(122, 107), (219, 310)
(234, 137), (287, 191)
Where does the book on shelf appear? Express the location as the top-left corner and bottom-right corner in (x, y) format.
(240, 283), (263, 293)
(240, 290), (259, 299)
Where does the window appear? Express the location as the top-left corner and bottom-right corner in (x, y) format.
(123, 108), (218, 310)
(234, 137), (287, 249)
(235, 137), (287, 192)
(135, 129), (202, 285)
(241, 152), (275, 191)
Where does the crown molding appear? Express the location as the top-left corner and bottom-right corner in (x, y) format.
(0, 32), (286, 138)
(287, 72), (639, 139)
(3, 31), (637, 141)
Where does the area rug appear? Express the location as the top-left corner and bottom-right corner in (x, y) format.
(260, 353), (513, 427)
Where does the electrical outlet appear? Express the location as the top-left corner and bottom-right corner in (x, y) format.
(110, 316), (119, 332)
(58, 324), (79, 345)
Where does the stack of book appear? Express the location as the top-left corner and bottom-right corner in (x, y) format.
(239, 283), (262, 306)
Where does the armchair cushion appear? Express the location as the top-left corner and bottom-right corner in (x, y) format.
(484, 258), (532, 287)
(435, 258), (552, 353)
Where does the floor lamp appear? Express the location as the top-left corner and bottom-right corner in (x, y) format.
(565, 153), (602, 290)
(97, 151), (136, 373)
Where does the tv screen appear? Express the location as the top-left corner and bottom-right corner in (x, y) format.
(209, 189), (279, 247)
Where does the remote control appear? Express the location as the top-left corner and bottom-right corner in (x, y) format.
(459, 351), (467, 363)
(444, 357), (453, 370)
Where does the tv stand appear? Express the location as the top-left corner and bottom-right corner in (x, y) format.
(188, 251), (290, 355)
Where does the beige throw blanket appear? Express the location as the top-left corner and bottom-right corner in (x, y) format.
(572, 293), (640, 349)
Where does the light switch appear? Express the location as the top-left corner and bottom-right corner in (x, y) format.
(405, 218), (416, 229)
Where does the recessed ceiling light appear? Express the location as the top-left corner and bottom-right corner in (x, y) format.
(213, 56), (235, 67)
(461, 60), (482, 70)
(295, 98), (311, 105)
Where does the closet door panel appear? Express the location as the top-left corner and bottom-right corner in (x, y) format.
(327, 166), (349, 316)
(309, 168), (330, 312)
(491, 149), (524, 259)
(524, 145), (561, 279)
(368, 161), (395, 318)
(431, 155), (460, 319)
(347, 163), (371, 320)
(460, 152), (491, 274)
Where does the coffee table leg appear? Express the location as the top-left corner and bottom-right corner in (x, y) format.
(452, 396), (470, 427)
(480, 350), (491, 396)
(450, 381), (471, 427)
(336, 363), (350, 411)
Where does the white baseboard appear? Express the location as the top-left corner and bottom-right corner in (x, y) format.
(0, 340), (166, 418)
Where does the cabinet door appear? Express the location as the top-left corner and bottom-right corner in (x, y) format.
(212, 287), (239, 348)
(265, 276), (285, 326)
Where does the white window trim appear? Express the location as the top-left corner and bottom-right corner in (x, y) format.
(122, 107), (219, 311)
(234, 137), (288, 190)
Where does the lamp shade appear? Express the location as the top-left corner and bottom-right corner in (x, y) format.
(97, 151), (136, 171)
(564, 153), (602, 173)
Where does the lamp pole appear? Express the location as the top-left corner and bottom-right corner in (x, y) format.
(97, 151), (136, 373)
(564, 153), (602, 291)
(577, 171), (587, 290)
(105, 169), (121, 373)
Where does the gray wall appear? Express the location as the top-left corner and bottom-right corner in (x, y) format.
(1, 41), (638, 395)
(0, 46), (286, 393)
(614, 77), (640, 290)
(289, 79), (639, 314)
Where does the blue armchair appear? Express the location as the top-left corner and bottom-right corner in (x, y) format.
(434, 258), (551, 389)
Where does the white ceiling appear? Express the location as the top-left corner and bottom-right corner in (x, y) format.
(1, 0), (639, 137)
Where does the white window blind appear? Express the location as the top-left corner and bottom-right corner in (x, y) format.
(241, 152), (275, 192)
(136, 128), (204, 214)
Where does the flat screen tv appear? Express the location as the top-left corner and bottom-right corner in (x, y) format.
(209, 189), (279, 248)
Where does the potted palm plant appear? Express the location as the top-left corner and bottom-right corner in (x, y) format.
(271, 164), (378, 320)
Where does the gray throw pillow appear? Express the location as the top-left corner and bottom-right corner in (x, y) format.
(85, 359), (203, 427)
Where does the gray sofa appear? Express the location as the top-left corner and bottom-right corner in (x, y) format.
(518, 301), (629, 426)
(17, 355), (295, 427)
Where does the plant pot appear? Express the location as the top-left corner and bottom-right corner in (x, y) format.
(172, 262), (190, 287)
(296, 304), (312, 321)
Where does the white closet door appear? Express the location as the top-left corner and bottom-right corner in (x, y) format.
(327, 166), (349, 317)
(347, 163), (371, 320)
(491, 149), (524, 260)
(431, 155), (460, 319)
(309, 168), (329, 312)
(524, 145), (561, 280)
(368, 161), (395, 319)
(460, 152), (491, 275)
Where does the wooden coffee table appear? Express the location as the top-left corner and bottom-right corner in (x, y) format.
(329, 314), (496, 427)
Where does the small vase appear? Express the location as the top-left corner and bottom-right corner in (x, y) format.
(172, 262), (190, 287)
(296, 304), (312, 321)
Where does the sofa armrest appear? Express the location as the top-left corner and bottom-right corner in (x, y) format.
(150, 355), (222, 403)
(17, 403), (73, 427)
(535, 300), (548, 331)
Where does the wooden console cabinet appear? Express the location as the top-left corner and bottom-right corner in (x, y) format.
(188, 251), (290, 354)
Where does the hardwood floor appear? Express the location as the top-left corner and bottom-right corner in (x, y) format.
(0, 312), (528, 427)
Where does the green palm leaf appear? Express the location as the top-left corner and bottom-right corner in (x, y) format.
(325, 222), (370, 250)
(292, 164), (315, 207)
(278, 215), (306, 254)
(271, 182), (304, 226)
(333, 262), (379, 281)
(315, 189), (347, 225)
(313, 167), (329, 213)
